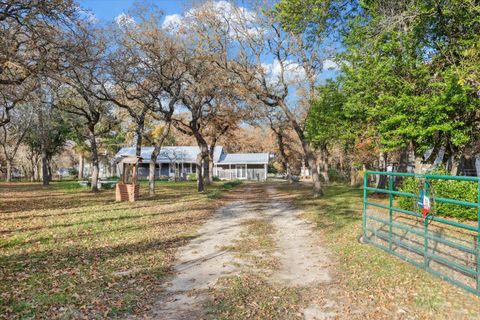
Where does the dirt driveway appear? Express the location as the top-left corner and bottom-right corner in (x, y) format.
(139, 184), (349, 319)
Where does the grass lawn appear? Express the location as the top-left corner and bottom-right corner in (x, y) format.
(0, 180), (236, 319)
(277, 182), (480, 319)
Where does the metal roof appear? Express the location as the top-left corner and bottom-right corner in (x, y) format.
(217, 153), (270, 164)
(113, 146), (223, 163)
(112, 146), (269, 165)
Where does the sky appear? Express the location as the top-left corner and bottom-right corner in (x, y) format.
(78, 0), (187, 22)
(77, 0), (338, 82)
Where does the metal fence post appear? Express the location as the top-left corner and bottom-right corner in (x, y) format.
(477, 179), (480, 294)
(363, 171), (367, 241)
(389, 175), (393, 251)
(424, 177), (430, 270)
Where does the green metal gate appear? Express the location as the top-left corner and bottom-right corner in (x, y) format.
(362, 171), (480, 296)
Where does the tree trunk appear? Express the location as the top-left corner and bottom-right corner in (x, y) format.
(286, 163), (293, 183)
(208, 145), (215, 183)
(339, 151), (345, 176)
(41, 150), (49, 186)
(89, 130), (99, 192)
(278, 100), (322, 197)
(148, 123), (171, 196)
(394, 146), (409, 189)
(275, 130), (289, 176)
(209, 160), (214, 182)
(196, 154), (204, 192)
(397, 147), (409, 173)
(38, 108), (49, 186)
(191, 123), (209, 192)
(148, 161), (157, 195)
(48, 163), (53, 181)
(29, 156), (35, 182)
(303, 141), (322, 197)
(319, 148), (329, 184)
(6, 159), (12, 182)
(35, 161), (40, 181)
(450, 156), (460, 176)
(203, 153), (211, 185)
(148, 145), (161, 195)
(376, 152), (388, 189)
(135, 119), (145, 157)
(350, 161), (357, 187)
(78, 154), (84, 180)
(414, 155), (423, 174)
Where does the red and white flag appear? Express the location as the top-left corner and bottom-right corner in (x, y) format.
(422, 194), (430, 218)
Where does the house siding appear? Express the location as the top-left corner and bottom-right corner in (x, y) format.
(113, 146), (269, 181)
(215, 164), (266, 181)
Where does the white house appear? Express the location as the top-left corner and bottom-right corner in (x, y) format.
(112, 146), (270, 181)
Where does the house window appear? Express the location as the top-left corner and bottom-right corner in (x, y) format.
(192, 164), (196, 173)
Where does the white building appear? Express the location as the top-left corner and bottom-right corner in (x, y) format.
(112, 146), (270, 181)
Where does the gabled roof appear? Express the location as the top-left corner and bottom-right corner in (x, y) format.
(112, 146), (270, 165)
(217, 153), (270, 164)
(113, 146), (223, 164)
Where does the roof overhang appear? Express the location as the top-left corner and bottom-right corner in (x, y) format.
(215, 162), (268, 165)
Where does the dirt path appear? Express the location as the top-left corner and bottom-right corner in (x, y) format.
(144, 185), (338, 319)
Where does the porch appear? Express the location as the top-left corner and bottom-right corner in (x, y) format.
(214, 163), (267, 181)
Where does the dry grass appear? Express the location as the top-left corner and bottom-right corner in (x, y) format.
(223, 218), (278, 271)
(208, 274), (304, 320)
(276, 182), (480, 319)
(208, 214), (303, 320)
(0, 180), (234, 319)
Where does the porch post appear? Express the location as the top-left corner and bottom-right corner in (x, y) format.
(229, 164), (232, 180)
(246, 163), (248, 180)
(264, 163), (267, 181)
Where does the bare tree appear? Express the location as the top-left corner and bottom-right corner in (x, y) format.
(267, 110), (294, 182)
(204, 101), (241, 182)
(53, 24), (116, 192)
(164, 2), (244, 192)
(105, 11), (187, 195)
(0, 0), (82, 126)
(23, 85), (70, 185)
(0, 103), (32, 181)
(220, 2), (327, 196)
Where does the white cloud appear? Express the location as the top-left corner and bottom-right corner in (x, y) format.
(115, 13), (135, 28)
(162, 14), (182, 31)
(161, 1), (260, 39)
(323, 59), (339, 70)
(261, 59), (308, 85)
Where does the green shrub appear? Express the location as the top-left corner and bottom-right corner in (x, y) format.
(327, 169), (346, 183)
(222, 180), (242, 189)
(212, 176), (221, 182)
(60, 181), (85, 189)
(207, 189), (222, 199)
(68, 168), (78, 177)
(187, 173), (197, 181)
(398, 172), (478, 220)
